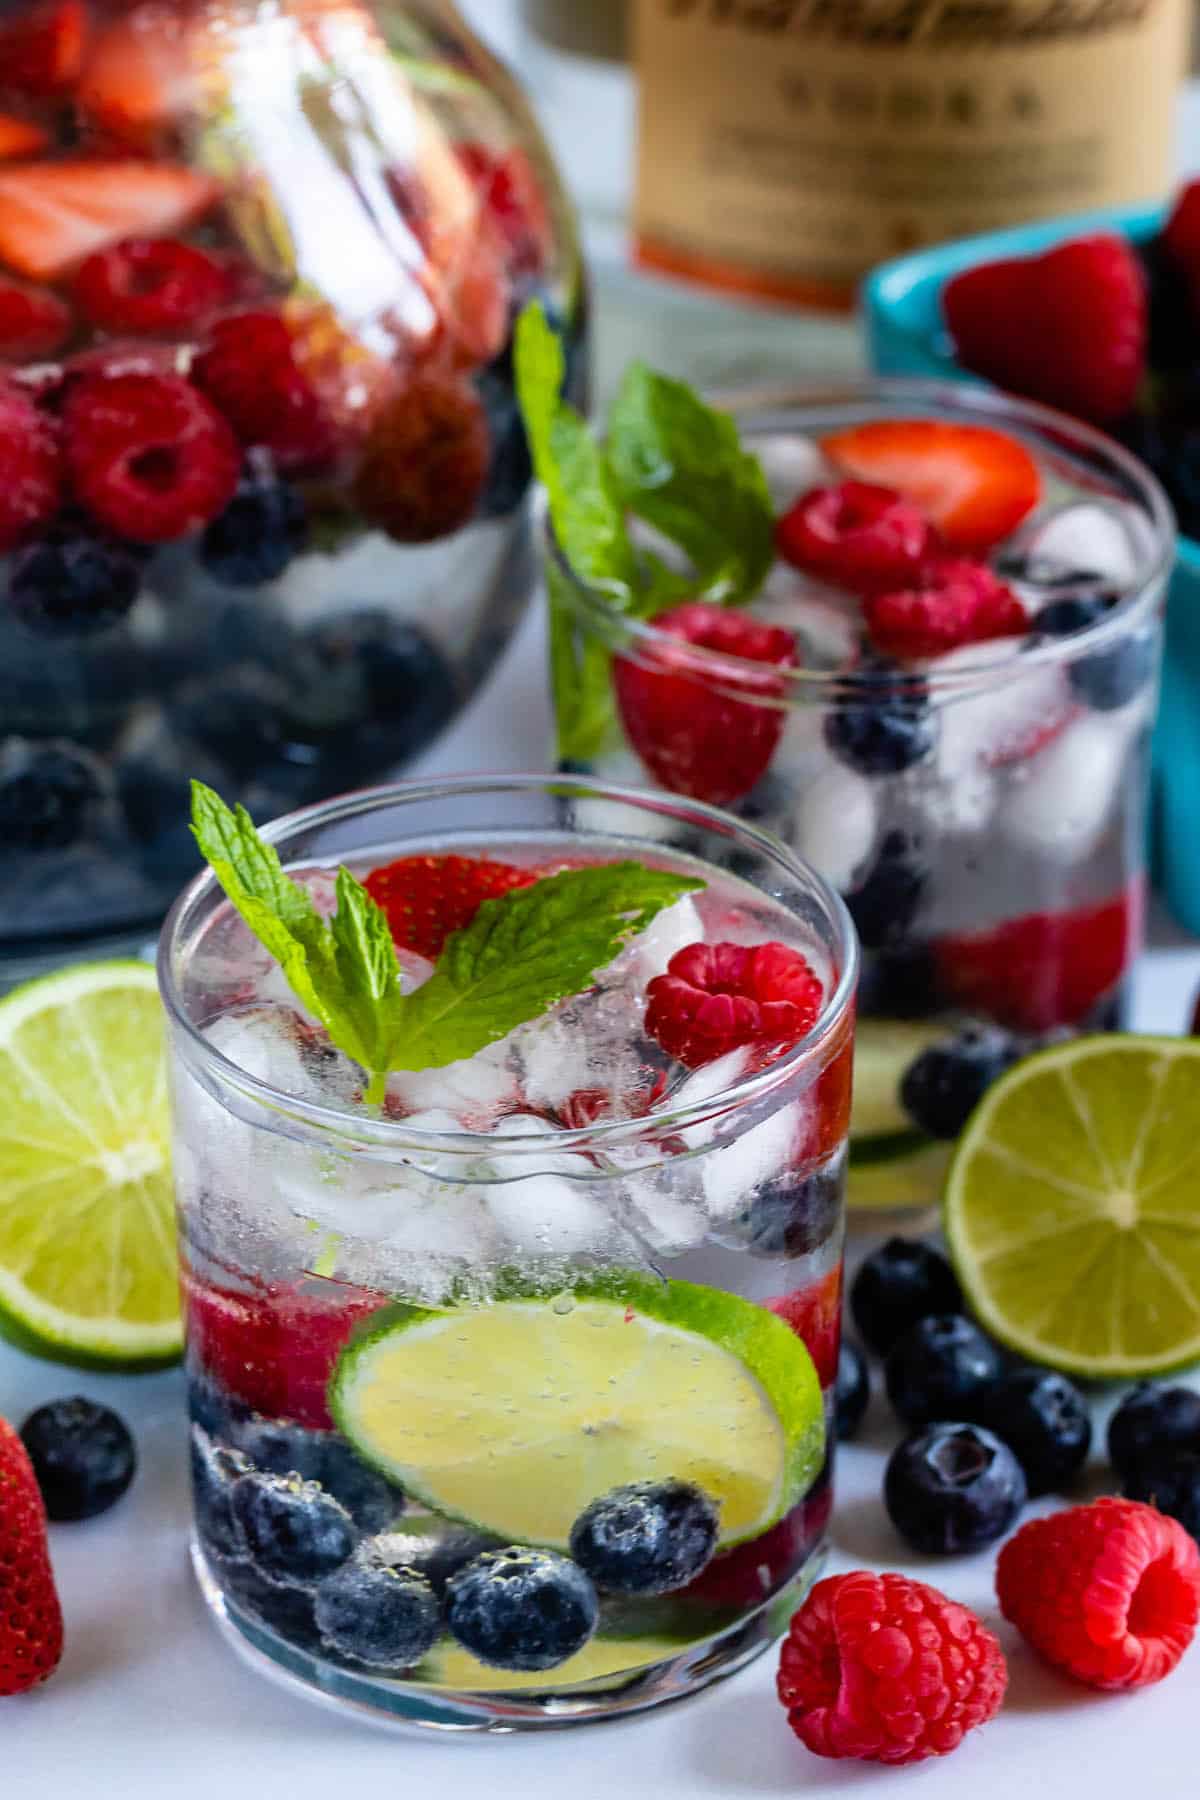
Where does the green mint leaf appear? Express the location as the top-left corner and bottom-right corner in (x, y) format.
(327, 866), (408, 1078)
(607, 363), (774, 606)
(386, 862), (703, 1072)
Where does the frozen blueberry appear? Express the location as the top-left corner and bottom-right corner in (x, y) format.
(569, 1480), (719, 1595)
(722, 1159), (843, 1259)
(857, 945), (941, 1019)
(846, 830), (927, 951)
(474, 363), (533, 518)
(117, 754), (203, 882)
(824, 664), (936, 777)
(1123, 1456), (1200, 1544)
(0, 740), (106, 852)
(19, 1398), (136, 1522)
(885, 1422), (1027, 1555)
(217, 1552), (320, 1646)
(849, 1238), (963, 1357)
(1036, 593), (1156, 712)
(200, 463), (307, 587)
(282, 612), (459, 773)
(445, 1547), (598, 1671)
(234, 1421), (400, 1534)
(367, 1520), (500, 1596)
(1107, 1382), (1200, 1480)
(8, 533), (141, 637)
(190, 1426), (253, 1560)
(314, 1553), (440, 1669)
(980, 1369), (1092, 1496)
(188, 1373), (248, 1442)
(170, 667), (296, 785)
(885, 1314), (1003, 1429)
(230, 1471), (357, 1589)
(835, 1341), (870, 1442)
(899, 1026), (1019, 1141)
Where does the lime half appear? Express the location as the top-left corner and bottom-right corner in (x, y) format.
(0, 960), (179, 1368)
(331, 1275), (824, 1550)
(945, 1035), (1200, 1379)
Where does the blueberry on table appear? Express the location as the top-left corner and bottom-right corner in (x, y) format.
(199, 462), (307, 587)
(899, 1027), (1019, 1141)
(823, 664), (936, 777)
(445, 1548), (599, 1672)
(980, 1369), (1092, 1497)
(569, 1480), (720, 1596)
(314, 1555), (440, 1669)
(0, 740), (107, 852)
(835, 1341), (870, 1442)
(849, 1238), (963, 1357)
(9, 532), (142, 637)
(885, 1422), (1027, 1555)
(1123, 1457), (1200, 1544)
(230, 1471), (357, 1589)
(19, 1398), (136, 1522)
(235, 1420), (399, 1534)
(846, 830), (927, 952)
(1107, 1383), (1200, 1481)
(885, 1315), (1004, 1430)
(724, 1160), (843, 1259)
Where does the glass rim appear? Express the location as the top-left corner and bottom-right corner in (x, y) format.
(157, 773), (859, 1160)
(542, 376), (1174, 697)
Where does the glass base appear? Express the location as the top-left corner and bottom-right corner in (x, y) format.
(191, 1538), (825, 1733)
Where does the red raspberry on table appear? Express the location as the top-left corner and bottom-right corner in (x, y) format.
(192, 309), (338, 475)
(73, 236), (230, 336)
(767, 1264), (842, 1387)
(0, 375), (61, 552)
(775, 480), (939, 595)
(779, 1571), (1006, 1764)
(353, 368), (491, 543)
(997, 1498), (1200, 1690)
(63, 370), (239, 543)
(943, 234), (1146, 426)
(863, 558), (1028, 662)
(613, 601), (798, 806)
(364, 853), (538, 961)
(0, 1417), (64, 1696)
(0, 277), (71, 359)
(645, 939), (824, 1071)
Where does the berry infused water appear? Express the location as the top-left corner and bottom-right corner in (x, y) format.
(159, 775), (857, 1730)
(522, 333), (1172, 1215)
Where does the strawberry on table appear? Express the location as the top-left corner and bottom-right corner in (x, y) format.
(0, 0), (87, 100)
(0, 1416), (64, 1696)
(820, 418), (1041, 554)
(364, 854), (538, 960)
(943, 234), (1147, 426)
(863, 558), (1027, 661)
(0, 276), (71, 360)
(0, 160), (218, 284)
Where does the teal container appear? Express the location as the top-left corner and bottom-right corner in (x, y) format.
(862, 208), (1200, 935)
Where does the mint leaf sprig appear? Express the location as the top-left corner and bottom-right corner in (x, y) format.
(191, 783), (702, 1108)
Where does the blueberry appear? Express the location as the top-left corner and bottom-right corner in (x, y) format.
(282, 612), (459, 773)
(1107, 1383), (1200, 1481)
(230, 1471), (357, 1589)
(885, 1422), (1027, 1554)
(190, 1426), (253, 1560)
(1123, 1456), (1200, 1544)
(8, 533), (141, 637)
(849, 1237), (963, 1356)
(569, 1480), (719, 1595)
(1036, 594), (1156, 712)
(474, 363), (533, 519)
(367, 1520), (500, 1596)
(980, 1369), (1092, 1496)
(835, 1341), (870, 1442)
(19, 1398), (136, 1522)
(824, 664), (936, 777)
(234, 1420), (400, 1534)
(0, 740), (106, 851)
(846, 830), (927, 951)
(117, 755), (203, 882)
(314, 1553), (440, 1669)
(171, 668), (295, 785)
(857, 945), (941, 1019)
(885, 1315), (1003, 1429)
(200, 463), (307, 587)
(188, 1372), (247, 1440)
(217, 1551), (320, 1646)
(721, 1158), (843, 1258)
(445, 1547), (599, 1671)
(899, 1027), (1019, 1141)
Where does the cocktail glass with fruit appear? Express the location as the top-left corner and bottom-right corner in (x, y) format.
(158, 773), (857, 1729)
(0, 0), (584, 983)
(524, 329), (1172, 1215)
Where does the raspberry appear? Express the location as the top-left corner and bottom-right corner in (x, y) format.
(73, 236), (229, 336)
(0, 376), (61, 552)
(996, 1498), (1200, 1690)
(192, 309), (337, 474)
(613, 601), (798, 806)
(645, 939), (824, 1070)
(64, 370), (239, 543)
(863, 559), (1028, 661)
(0, 277), (71, 359)
(364, 853), (538, 961)
(767, 1265), (842, 1387)
(457, 141), (551, 280)
(778, 1571), (1006, 1764)
(775, 480), (938, 595)
(353, 369), (491, 543)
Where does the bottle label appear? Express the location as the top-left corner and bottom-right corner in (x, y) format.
(632, 0), (1189, 309)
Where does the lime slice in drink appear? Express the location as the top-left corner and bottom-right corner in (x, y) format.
(848, 1020), (950, 1212)
(945, 1035), (1200, 1378)
(0, 960), (179, 1368)
(331, 1275), (824, 1551)
(420, 1634), (686, 1694)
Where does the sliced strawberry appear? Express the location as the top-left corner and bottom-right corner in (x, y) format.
(75, 7), (199, 148)
(0, 1417), (63, 1695)
(934, 881), (1143, 1033)
(767, 1264), (842, 1387)
(0, 0), (87, 99)
(456, 141), (551, 281)
(821, 419), (1041, 554)
(364, 854), (539, 961)
(863, 558), (1028, 661)
(0, 159), (218, 283)
(0, 114), (50, 159)
(943, 234), (1146, 427)
(0, 276), (71, 359)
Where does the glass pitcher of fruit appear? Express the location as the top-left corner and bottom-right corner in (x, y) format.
(0, 0), (585, 984)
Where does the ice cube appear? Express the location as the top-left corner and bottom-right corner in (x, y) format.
(596, 893), (705, 988)
(1000, 702), (1147, 862)
(205, 1006), (338, 1098)
(620, 1167), (710, 1254)
(1017, 502), (1141, 590)
(477, 1114), (630, 1257)
(700, 1098), (805, 1220)
(667, 1050), (753, 1152)
(385, 1039), (518, 1127)
(755, 567), (860, 671)
(934, 642), (1073, 779)
(787, 763), (877, 891)
(756, 434), (830, 506)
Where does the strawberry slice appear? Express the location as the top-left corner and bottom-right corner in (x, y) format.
(820, 419), (1041, 554)
(0, 114), (50, 159)
(364, 854), (539, 961)
(0, 0), (87, 99)
(0, 159), (218, 283)
(75, 7), (200, 148)
(767, 1265), (842, 1388)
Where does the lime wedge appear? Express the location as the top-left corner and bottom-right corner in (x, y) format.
(945, 1035), (1200, 1378)
(420, 1634), (687, 1693)
(331, 1275), (824, 1551)
(0, 960), (179, 1368)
